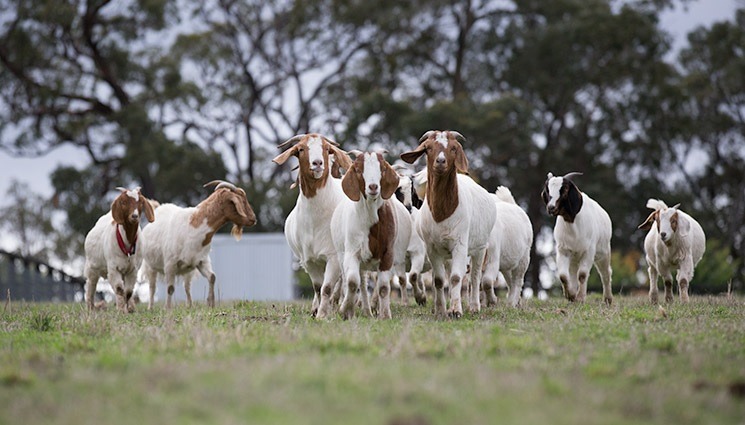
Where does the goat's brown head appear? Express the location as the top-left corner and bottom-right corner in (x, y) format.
(638, 201), (688, 245)
(341, 152), (399, 202)
(541, 172), (584, 223)
(272, 133), (353, 198)
(203, 180), (257, 241)
(111, 187), (155, 226)
(400, 130), (469, 176)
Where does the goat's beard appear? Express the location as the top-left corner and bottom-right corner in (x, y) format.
(231, 224), (243, 241)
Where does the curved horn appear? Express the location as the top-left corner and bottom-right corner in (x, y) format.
(563, 172), (583, 181)
(348, 149), (364, 159)
(449, 131), (467, 144)
(671, 203), (681, 210)
(321, 136), (340, 147)
(418, 130), (435, 143)
(203, 180), (238, 192)
(115, 187), (128, 193)
(277, 135), (305, 151)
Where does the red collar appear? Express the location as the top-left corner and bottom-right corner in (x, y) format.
(116, 225), (137, 256)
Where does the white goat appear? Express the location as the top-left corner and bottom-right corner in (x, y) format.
(542, 172), (613, 304)
(481, 186), (533, 307)
(401, 130), (498, 318)
(83, 187), (155, 312)
(392, 169), (428, 306)
(139, 181), (257, 308)
(331, 152), (407, 319)
(638, 199), (705, 304)
(272, 133), (353, 318)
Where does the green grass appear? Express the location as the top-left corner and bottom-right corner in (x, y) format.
(1, 295), (743, 425)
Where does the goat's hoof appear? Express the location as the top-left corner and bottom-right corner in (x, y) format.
(447, 309), (463, 319)
(604, 297), (613, 306)
(415, 295), (426, 306)
(649, 293), (659, 305)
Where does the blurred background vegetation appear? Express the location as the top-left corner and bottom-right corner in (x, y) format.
(0, 0), (742, 295)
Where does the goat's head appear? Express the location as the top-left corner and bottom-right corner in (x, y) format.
(638, 199), (689, 245)
(541, 172), (584, 222)
(400, 130), (469, 176)
(111, 187), (155, 226)
(203, 180), (258, 240)
(341, 152), (399, 202)
(272, 133), (353, 197)
(393, 167), (424, 213)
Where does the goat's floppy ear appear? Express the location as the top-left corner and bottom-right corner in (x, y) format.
(329, 146), (353, 172)
(540, 185), (549, 206)
(272, 145), (300, 165)
(139, 195), (156, 223)
(341, 164), (361, 201)
(454, 143), (469, 174)
(637, 211), (657, 231)
(110, 196), (128, 225)
(400, 142), (427, 164)
(381, 159), (399, 200)
(676, 212), (690, 237)
(230, 195), (248, 219)
(563, 182), (583, 220)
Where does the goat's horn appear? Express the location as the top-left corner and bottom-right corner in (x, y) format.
(277, 135), (305, 151)
(449, 131), (467, 144)
(115, 187), (128, 193)
(563, 172), (583, 180)
(348, 149), (364, 158)
(204, 180), (238, 192)
(321, 136), (340, 147)
(418, 130), (435, 143)
(671, 203), (681, 210)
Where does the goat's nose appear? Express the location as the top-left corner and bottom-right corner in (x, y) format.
(368, 183), (379, 192)
(312, 159), (323, 168)
(660, 232), (667, 239)
(436, 156), (446, 165)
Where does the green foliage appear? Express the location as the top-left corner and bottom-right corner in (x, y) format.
(587, 250), (644, 295)
(691, 239), (740, 294)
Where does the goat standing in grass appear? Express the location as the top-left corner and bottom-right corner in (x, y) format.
(84, 187), (155, 312)
(638, 199), (705, 304)
(401, 130), (497, 318)
(542, 172), (613, 304)
(331, 152), (407, 319)
(140, 181), (256, 308)
(272, 133), (353, 318)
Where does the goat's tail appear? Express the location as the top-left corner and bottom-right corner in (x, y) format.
(495, 186), (517, 204)
(646, 198), (668, 211)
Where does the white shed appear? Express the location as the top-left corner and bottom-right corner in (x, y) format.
(150, 232), (295, 304)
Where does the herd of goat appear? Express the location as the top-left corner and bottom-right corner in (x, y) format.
(83, 130), (706, 318)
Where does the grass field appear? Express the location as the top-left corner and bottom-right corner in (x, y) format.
(1, 294), (743, 425)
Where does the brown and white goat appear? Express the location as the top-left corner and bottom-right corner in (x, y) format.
(638, 199), (705, 304)
(272, 133), (353, 318)
(139, 181), (257, 308)
(400, 130), (498, 318)
(330, 152), (411, 319)
(84, 187), (156, 312)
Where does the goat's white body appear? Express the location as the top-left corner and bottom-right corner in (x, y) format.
(481, 187), (533, 307)
(139, 203), (216, 308)
(552, 193), (613, 303)
(286, 177), (347, 317)
(84, 212), (144, 311)
(643, 201), (705, 304)
(418, 174), (497, 317)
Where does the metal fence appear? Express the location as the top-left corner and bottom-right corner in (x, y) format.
(0, 250), (84, 302)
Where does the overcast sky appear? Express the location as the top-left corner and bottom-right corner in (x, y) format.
(0, 0), (741, 204)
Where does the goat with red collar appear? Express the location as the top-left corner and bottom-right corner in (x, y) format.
(83, 187), (155, 312)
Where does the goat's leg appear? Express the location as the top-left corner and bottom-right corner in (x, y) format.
(109, 271), (127, 313)
(430, 260), (448, 319)
(143, 265), (158, 310)
(165, 272), (176, 309)
(330, 275), (343, 308)
(468, 249), (487, 314)
(595, 255), (613, 306)
(305, 263), (325, 317)
(677, 260), (694, 303)
(197, 261), (216, 308)
(396, 274), (408, 305)
(647, 265), (660, 304)
(84, 271), (100, 311)
(358, 272), (373, 318)
(481, 254), (500, 308)
(370, 272), (380, 314)
(661, 269), (674, 303)
(183, 273), (193, 308)
(316, 258), (341, 319)
(339, 255), (360, 320)
(123, 273), (137, 313)
(575, 256), (593, 303)
(556, 252), (576, 301)
(447, 248), (469, 319)
(377, 269), (393, 320)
